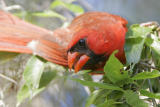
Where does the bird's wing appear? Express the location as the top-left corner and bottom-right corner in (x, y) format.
(0, 11), (68, 66)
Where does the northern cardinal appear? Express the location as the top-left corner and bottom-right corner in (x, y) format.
(0, 11), (127, 73)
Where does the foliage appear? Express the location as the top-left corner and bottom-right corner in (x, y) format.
(12, 0), (83, 26)
(0, 0), (160, 107)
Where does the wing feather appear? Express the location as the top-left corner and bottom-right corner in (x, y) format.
(0, 10), (68, 66)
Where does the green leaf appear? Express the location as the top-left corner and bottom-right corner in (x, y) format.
(71, 78), (124, 92)
(23, 56), (45, 89)
(39, 70), (57, 88)
(132, 70), (160, 80)
(104, 51), (129, 84)
(126, 24), (152, 39)
(93, 90), (112, 105)
(107, 90), (124, 100)
(77, 70), (91, 75)
(152, 49), (160, 68)
(124, 90), (148, 107)
(80, 70), (95, 92)
(17, 84), (29, 105)
(125, 24), (152, 64)
(0, 52), (18, 64)
(97, 99), (116, 107)
(17, 84), (44, 106)
(150, 34), (160, 55)
(145, 34), (160, 67)
(125, 37), (145, 64)
(50, 0), (84, 14)
(85, 90), (101, 107)
(17, 61), (61, 105)
(32, 10), (66, 20)
(140, 89), (160, 99)
(17, 56), (45, 105)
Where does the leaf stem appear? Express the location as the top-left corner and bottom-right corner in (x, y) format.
(147, 79), (157, 107)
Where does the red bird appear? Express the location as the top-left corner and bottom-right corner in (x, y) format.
(0, 11), (127, 73)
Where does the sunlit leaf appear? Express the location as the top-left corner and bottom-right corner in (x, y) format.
(104, 51), (129, 84)
(23, 56), (45, 89)
(125, 24), (152, 64)
(145, 34), (160, 67)
(124, 90), (148, 107)
(17, 84), (44, 106)
(126, 24), (152, 38)
(50, 0), (84, 14)
(17, 56), (46, 105)
(132, 70), (160, 80)
(149, 34), (160, 55)
(17, 85), (29, 105)
(140, 90), (160, 99)
(32, 10), (66, 20)
(17, 59), (60, 105)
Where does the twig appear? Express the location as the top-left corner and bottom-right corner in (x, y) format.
(140, 21), (159, 29)
(4, 5), (22, 11)
(0, 73), (17, 85)
(148, 79), (157, 107)
(139, 62), (160, 71)
(0, 0), (22, 12)
(137, 79), (146, 91)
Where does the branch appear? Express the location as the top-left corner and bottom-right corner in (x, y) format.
(139, 62), (160, 71)
(0, 73), (17, 85)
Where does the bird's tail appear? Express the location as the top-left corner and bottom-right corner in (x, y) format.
(0, 10), (68, 66)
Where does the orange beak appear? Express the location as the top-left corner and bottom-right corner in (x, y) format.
(68, 52), (90, 73)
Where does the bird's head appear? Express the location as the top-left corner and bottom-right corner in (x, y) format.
(67, 26), (126, 73)
(67, 12), (128, 73)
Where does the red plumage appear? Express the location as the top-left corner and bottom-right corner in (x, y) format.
(0, 11), (127, 72)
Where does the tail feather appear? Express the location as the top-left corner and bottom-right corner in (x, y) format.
(0, 42), (32, 53)
(0, 10), (68, 66)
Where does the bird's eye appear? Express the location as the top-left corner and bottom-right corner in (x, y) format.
(78, 39), (85, 47)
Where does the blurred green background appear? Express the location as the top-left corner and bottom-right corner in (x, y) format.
(4, 0), (160, 25)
